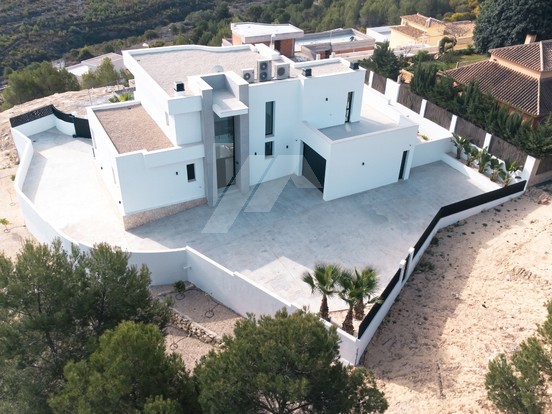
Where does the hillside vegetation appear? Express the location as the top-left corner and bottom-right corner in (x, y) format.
(1, 0), (481, 77)
(0, 0), (212, 74)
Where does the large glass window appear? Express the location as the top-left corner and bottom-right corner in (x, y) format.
(265, 101), (274, 136)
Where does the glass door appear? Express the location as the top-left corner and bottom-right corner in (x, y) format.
(214, 115), (235, 188)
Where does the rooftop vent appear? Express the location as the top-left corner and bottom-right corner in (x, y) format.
(173, 81), (185, 96)
(302, 68), (312, 77)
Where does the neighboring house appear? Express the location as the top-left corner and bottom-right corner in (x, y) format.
(226, 22), (375, 61)
(389, 13), (474, 51)
(445, 39), (552, 123)
(228, 22), (304, 58)
(88, 41), (419, 229)
(66, 53), (126, 80)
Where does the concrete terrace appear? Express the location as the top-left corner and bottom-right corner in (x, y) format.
(23, 128), (493, 311)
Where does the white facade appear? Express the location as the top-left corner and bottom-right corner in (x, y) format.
(88, 43), (419, 226)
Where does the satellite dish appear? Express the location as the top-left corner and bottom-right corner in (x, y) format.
(212, 65), (224, 73)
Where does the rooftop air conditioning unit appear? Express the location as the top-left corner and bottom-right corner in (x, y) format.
(302, 68), (312, 77)
(274, 62), (290, 80)
(173, 81), (185, 96)
(242, 68), (255, 83)
(257, 60), (272, 82)
(350, 61), (359, 70)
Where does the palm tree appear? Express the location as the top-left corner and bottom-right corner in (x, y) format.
(477, 147), (492, 174)
(451, 133), (471, 160)
(499, 160), (519, 187)
(302, 263), (341, 322)
(338, 268), (379, 336)
(489, 157), (501, 182)
(352, 267), (379, 320)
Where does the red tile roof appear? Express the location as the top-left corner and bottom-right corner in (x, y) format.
(445, 60), (552, 117)
(490, 39), (552, 72)
(401, 13), (445, 29)
(391, 25), (425, 39)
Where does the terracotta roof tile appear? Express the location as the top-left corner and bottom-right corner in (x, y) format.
(401, 13), (429, 26)
(490, 40), (552, 72)
(445, 60), (552, 117)
(401, 13), (446, 29)
(391, 25), (425, 39)
(444, 21), (474, 37)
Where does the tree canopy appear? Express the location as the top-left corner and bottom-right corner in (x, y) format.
(194, 309), (388, 413)
(0, 240), (172, 413)
(473, 0), (552, 53)
(49, 321), (199, 414)
(2, 61), (79, 108)
(359, 41), (403, 81)
(81, 58), (121, 89)
(486, 301), (552, 413)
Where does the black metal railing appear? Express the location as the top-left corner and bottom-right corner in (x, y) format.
(9, 104), (91, 138)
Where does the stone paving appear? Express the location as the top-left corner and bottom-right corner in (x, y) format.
(23, 128), (495, 310)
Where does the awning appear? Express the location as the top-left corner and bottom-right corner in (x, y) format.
(212, 89), (248, 118)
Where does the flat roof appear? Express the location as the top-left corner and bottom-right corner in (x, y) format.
(94, 104), (173, 154)
(232, 22), (304, 42)
(83, 53), (123, 67)
(320, 117), (398, 140)
(129, 46), (353, 95)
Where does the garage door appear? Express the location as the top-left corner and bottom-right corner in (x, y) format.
(302, 143), (326, 192)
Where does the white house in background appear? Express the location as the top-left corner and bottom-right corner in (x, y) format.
(66, 52), (126, 80)
(88, 42), (419, 229)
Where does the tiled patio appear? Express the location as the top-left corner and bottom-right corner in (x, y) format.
(23, 128), (494, 310)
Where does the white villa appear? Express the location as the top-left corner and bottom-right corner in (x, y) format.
(10, 23), (532, 364)
(89, 36), (420, 229)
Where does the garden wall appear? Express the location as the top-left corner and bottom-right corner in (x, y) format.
(454, 117), (486, 148)
(488, 135), (528, 167)
(397, 85), (422, 113)
(424, 101), (452, 130)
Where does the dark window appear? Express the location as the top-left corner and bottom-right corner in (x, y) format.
(265, 141), (274, 158)
(345, 91), (353, 123)
(186, 163), (196, 181)
(265, 101), (274, 136)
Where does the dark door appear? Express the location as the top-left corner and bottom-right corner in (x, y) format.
(74, 117), (92, 138)
(398, 150), (408, 180)
(302, 143), (326, 192)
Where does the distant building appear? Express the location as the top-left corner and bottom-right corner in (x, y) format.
(226, 22), (375, 61)
(445, 38), (552, 123)
(229, 23), (304, 58)
(389, 13), (474, 51)
(66, 53), (125, 81)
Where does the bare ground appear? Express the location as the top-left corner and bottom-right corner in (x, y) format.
(362, 185), (552, 413)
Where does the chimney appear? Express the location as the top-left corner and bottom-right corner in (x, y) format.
(525, 34), (537, 44)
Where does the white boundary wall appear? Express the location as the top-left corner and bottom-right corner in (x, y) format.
(10, 105), (526, 366)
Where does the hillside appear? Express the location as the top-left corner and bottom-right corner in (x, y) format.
(0, 0), (213, 74)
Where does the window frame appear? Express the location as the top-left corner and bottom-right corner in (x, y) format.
(265, 141), (274, 158)
(186, 163), (196, 182)
(265, 101), (275, 136)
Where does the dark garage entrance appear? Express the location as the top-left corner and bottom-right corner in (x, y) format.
(302, 143), (326, 191)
